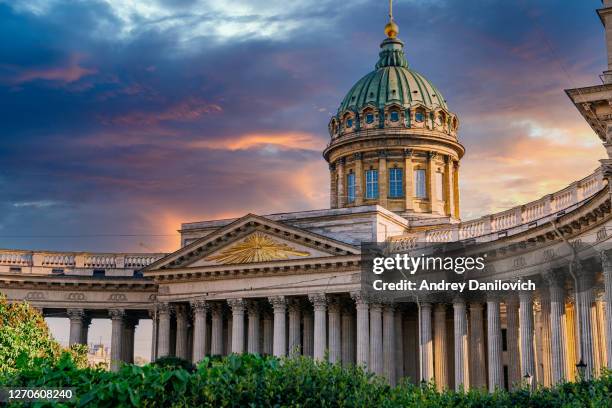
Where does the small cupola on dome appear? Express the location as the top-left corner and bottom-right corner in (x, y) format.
(323, 2), (464, 223)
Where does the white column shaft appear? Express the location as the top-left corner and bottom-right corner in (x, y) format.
(383, 305), (396, 385)
(453, 300), (468, 391)
(420, 302), (434, 382)
(370, 303), (383, 375)
(487, 299), (503, 391)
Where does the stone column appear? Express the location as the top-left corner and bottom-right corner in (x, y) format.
(309, 294), (327, 361)
(109, 309), (125, 372)
(394, 308), (404, 380)
(444, 155), (455, 217)
(337, 158), (346, 207)
(288, 299), (302, 356)
(302, 310), (314, 357)
(427, 152), (438, 214)
(67, 308), (85, 346)
(433, 304), (447, 390)
(149, 308), (158, 362)
(157, 303), (171, 358)
(404, 149), (414, 211)
(122, 318), (137, 364)
(453, 299), (468, 391)
(370, 301), (383, 375)
(329, 163), (337, 208)
(404, 313), (419, 384)
(352, 292), (369, 367)
(575, 265), (595, 379)
(247, 300), (261, 354)
(270, 296), (287, 357)
(228, 299), (246, 354)
(354, 152), (364, 206)
(540, 289), (553, 386)
(378, 151), (388, 208)
(383, 303), (396, 385)
(469, 303), (486, 389)
(600, 251), (612, 369)
(506, 296), (521, 389)
(545, 273), (567, 384)
(519, 290), (536, 388)
(487, 297), (503, 391)
(81, 316), (91, 346)
(191, 299), (208, 362)
(453, 161), (460, 219)
(420, 302), (434, 382)
(565, 300), (577, 381)
(262, 311), (273, 355)
(225, 315), (232, 356)
(328, 299), (342, 364)
(341, 303), (355, 367)
(595, 297), (607, 373)
(210, 304), (224, 356)
(174, 306), (189, 360)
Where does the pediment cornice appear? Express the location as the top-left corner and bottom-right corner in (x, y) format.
(144, 213), (360, 273)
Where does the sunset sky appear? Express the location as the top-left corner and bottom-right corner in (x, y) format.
(0, 0), (607, 254)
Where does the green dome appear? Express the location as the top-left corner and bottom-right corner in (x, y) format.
(337, 37), (448, 114)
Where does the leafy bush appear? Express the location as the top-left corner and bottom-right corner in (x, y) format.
(2, 353), (611, 407)
(152, 356), (195, 372)
(0, 296), (87, 375)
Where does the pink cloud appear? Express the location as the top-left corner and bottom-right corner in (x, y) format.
(104, 98), (222, 125)
(6, 54), (96, 84)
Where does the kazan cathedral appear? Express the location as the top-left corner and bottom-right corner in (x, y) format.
(2, 2), (612, 392)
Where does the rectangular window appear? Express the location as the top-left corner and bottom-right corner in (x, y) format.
(436, 172), (444, 200)
(365, 170), (378, 199)
(388, 168), (403, 198)
(9, 267), (22, 273)
(347, 172), (356, 203)
(414, 169), (426, 198)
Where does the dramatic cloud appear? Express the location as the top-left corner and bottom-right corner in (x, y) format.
(0, 0), (607, 255)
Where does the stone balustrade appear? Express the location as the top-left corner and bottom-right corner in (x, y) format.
(0, 250), (166, 274)
(390, 167), (606, 248)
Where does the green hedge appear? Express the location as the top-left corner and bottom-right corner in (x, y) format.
(2, 353), (611, 407)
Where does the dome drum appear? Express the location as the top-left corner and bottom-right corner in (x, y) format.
(324, 14), (464, 223)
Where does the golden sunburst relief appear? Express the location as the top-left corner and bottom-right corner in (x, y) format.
(206, 232), (310, 264)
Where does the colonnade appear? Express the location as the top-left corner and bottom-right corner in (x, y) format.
(147, 265), (610, 389)
(66, 308), (140, 371)
(62, 260), (612, 385)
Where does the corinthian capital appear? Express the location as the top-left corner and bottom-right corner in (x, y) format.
(67, 308), (84, 321)
(600, 249), (612, 272)
(268, 296), (286, 311)
(227, 298), (246, 313)
(108, 309), (125, 320)
(308, 293), (327, 310)
(190, 298), (208, 313)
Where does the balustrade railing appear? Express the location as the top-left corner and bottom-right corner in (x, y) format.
(389, 167), (606, 248)
(0, 250), (165, 272)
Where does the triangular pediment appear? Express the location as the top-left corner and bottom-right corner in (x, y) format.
(144, 213), (360, 271)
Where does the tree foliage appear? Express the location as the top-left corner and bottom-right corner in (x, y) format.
(0, 296), (87, 374)
(2, 353), (611, 407)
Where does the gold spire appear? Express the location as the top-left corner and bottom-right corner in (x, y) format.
(384, 0), (399, 38)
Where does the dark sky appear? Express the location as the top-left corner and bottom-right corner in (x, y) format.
(0, 0), (607, 253)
